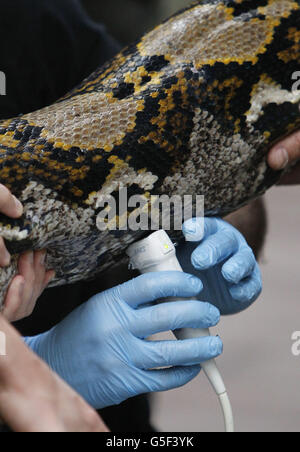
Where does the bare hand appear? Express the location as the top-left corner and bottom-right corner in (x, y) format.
(0, 315), (109, 432)
(0, 184), (23, 266)
(0, 184), (54, 321)
(268, 131), (300, 184)
(2, 251), (55, 322)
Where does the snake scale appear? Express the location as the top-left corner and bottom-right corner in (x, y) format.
(0, 0), (300, 307)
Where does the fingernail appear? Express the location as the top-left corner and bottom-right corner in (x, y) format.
(40, 251), (46, 265)
(210, 337), (223, 356)
(184, 221), (196, 235)
(27, 251), (34, 264)
(187, 365), (201, 375)
(209, 304), (220, 325)
(271, 148), (289, 170)
(192, 248), (212, 269)
(183, 218), (204, 242)
(223, 264), (241, 284)
(19, 279), (25, 297)
(13, 196), (23, 216)
(3, 249), (11, 267)
(44, 271), (56, 289)
(189, 275), (203, 293)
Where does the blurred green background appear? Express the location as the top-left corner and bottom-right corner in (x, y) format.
(82, 0), (189, 44)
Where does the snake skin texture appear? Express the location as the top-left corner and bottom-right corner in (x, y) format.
(0, 0), (300, 306)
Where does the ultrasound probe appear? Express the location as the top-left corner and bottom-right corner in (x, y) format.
(127, 230), (234, 433)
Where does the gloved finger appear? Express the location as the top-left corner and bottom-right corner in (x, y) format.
(183, 217), (232, 243)
(184, 216), (239, 242)
(113, 272), (203, 308)
(228, 266), (262, 304)
(131, 301), (220, 338)
(143, 365), (201, 392)
(133, 336), (223, 369)
(222, 247), (256, 284)
(191, 229), (239, 270)
(182, 217), (214, 242)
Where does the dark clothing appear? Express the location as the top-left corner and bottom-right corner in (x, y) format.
(0, 0), (153, 432)
(0, 0), (120, 119)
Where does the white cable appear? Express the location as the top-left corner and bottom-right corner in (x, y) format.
(127, 230), (235, 433)
(219, 392), (234, 433)
(175, 328), (234, 433)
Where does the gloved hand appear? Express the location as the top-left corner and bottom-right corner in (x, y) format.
(178, 217), (262, 315)
(24, 272), (222, 410)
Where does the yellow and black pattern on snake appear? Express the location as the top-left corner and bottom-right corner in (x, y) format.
(0, 0), (300, 306)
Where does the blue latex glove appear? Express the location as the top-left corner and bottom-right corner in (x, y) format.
(24, 272), (222, 410)
(178, 217), (262, 315)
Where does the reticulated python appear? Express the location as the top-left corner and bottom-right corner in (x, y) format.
(0, 0), (299, 306)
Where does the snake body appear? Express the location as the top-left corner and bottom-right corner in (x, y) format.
(0, 0), (300, 306)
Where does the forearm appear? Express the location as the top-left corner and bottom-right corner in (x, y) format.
(0, 315), (46, 387)
(0, 314), (20, 386)
(0, 314), (47, 429)
(0, 314), (108, 432)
